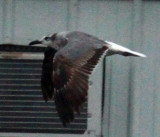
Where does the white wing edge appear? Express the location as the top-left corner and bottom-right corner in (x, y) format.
(105, 41), (147, 58)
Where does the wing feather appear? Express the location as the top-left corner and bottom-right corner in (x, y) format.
(53, 46), (107, 126)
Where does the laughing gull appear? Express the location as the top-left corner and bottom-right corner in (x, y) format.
(29, 31), (146, 126)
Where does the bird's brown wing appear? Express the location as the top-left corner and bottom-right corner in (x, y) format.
(52, 46), (107, 126)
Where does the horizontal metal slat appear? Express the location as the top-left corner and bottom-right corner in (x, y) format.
(0, 78), (40, 81)
(0, 52), (44, 60)
(0, 111), (88, 118)
(0, 59), (42, 63)
(0, 101), (53, 106)
(0, 74), (41, 79)
(0, 83), (40, 86)
(0, 121), (86, 129)
(0, 100), (87, 107)
(0, 106), (54, 111)
(0, 116), (87, 123)
(0, 79), (40, 85)
(0, 85), (40, 90)
(0, 91), (41, 96)
(0, 88), (40, 91)
(0, 106), (87, 113)
(0, 64), (42, 69)
(0, 96), (42, 100)
(0, 100), (53, 106)
(0, 128), (86, 134)
(0, 68), (41, 74)
(0, 105), (87, 112)
(0, 117), (63, 123)
(0, 95), (42, 97)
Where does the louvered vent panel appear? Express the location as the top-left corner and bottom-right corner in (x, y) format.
(0, 58), (87, 134)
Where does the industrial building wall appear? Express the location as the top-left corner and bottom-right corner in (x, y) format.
(0, 0), (159, 137)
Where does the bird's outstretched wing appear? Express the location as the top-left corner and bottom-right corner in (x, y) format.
(52, 46), (107, 126)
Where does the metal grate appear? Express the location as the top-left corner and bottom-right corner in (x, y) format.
(0, 46), (88, 134)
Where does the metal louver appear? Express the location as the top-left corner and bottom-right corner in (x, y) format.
(0, 45), (87, 134)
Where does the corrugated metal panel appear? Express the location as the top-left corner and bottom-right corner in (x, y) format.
(129, 1), (160, 137)
(0, 0), (3, 36)
(13, 0), (69, 44)
(0, 46), (87, 134)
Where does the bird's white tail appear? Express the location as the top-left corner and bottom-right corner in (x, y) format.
(105, 41), (146, 58)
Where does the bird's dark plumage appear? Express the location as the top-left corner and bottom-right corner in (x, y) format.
(41, 47), (57, 102)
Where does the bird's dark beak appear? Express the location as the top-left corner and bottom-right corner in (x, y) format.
(29, 40), (42, 46)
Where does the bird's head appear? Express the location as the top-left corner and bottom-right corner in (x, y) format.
(29, 32), (68, 50)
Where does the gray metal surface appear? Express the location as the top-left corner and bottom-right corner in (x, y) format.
(0, 0), (158, 137)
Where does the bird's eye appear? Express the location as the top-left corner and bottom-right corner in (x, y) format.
(44, 37), (51, 41)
